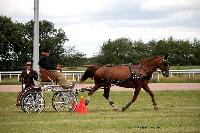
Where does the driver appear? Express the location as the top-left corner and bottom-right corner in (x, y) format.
(38, 48), (73, 89)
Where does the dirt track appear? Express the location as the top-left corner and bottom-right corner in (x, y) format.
(0, 83), (200, 92)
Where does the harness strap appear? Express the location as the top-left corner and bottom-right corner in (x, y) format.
(109, 67), (113, 81)
(139, 64), (142, 80)
(130, 64), (143, 81)
(129, 64), (136, 81)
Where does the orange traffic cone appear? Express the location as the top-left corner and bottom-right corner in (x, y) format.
(75, 96), (88, 114)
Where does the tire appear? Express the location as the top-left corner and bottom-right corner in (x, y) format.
(52, 91), (78, 112)
(21, 90), (45, 113)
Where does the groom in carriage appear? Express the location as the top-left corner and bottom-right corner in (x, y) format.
(15, 62), (38, 106)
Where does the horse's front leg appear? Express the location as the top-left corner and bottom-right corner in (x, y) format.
(103, 85), (118, 111)
(85, 84), (99, 106)
(143, 84), (159, 110)
(122, 87), (141, 111)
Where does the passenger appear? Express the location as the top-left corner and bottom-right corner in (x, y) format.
(15, 62), (38, 106)
(19, 62), (38, 89)
(38, 48), (73, 89)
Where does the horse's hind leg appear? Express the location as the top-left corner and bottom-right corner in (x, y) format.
(103, 86), (118, 111)
(122, 87), (141, 111)
(143, 85), (159, 110)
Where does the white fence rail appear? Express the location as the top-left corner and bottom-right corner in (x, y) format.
(0, 71), (85, 82)
(0, 69), (200, 82)
(154, 69), (200, 81)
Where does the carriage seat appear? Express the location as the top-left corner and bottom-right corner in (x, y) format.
(39, 69), (58, 83)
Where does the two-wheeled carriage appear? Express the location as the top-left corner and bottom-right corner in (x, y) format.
(20, 70), (92, 113)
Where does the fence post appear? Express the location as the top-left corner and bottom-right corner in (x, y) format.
(157, 72), (160, 81)
(170, 72), (173, 78)
(72, 74), (75, 81)
(18, 74), (20, 81)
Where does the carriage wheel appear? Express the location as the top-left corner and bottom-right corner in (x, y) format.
(21, 92), (45, 113)
(52, 91), (78, 112)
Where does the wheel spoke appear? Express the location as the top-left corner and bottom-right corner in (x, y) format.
(52, 92), (77, 112)
(21, 92), (45, 113)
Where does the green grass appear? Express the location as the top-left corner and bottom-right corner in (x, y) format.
(0, 79), (21, 85)
(170, 66), (200, 70)
(158, 76), (200, 83)
(0, 90), (200, 133)
(150, 75), (200, 83)
(63, 67), (87, 71)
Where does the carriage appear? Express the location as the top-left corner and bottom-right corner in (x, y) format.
(19, 69), (92, 113)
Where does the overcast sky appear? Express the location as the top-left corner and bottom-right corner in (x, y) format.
(1, 0), (200, 57)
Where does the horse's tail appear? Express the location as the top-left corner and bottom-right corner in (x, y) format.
(80, 65), (100, 83)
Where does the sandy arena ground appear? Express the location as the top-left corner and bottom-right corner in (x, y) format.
(0, 83), (200, 92)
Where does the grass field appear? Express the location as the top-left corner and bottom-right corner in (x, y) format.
(0, 90), (200, 133)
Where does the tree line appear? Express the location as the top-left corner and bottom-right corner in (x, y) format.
(0, 15), (199, 71)
(92, 37), (200, 66)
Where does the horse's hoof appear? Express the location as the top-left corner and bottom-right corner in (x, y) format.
(154, 106), (159, 110)
(111, 104), (118, 111)
(112, 108), (118, 111)
(112, 106), (118, 111)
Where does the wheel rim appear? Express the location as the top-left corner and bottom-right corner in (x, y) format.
(52, 92), (77, 112)
(21, 92), (45, 113)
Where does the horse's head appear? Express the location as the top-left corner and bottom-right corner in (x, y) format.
(80, 64), (100, 82)
(158, 55), (169, 77)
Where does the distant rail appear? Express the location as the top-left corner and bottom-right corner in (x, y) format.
(155, 69), (200, 81)
(0, 69), (200, 82)
(0, 71), (85, 82)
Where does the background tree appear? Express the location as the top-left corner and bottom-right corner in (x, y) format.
(64, 46), (86, 67)
(131, 40), (151, 63)
(0, 16), (86, 70)
(0, 16), (26, 70)
(92, 37), (200, 66)
(95, 38), (135, 65)
(148, 37), (194, 65)
(191, 38), (200, 65)
(24, 20), (68, 65)
(93, 38), (150, 65)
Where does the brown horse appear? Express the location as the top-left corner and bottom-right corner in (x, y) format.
(80, 55), (169, 111)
